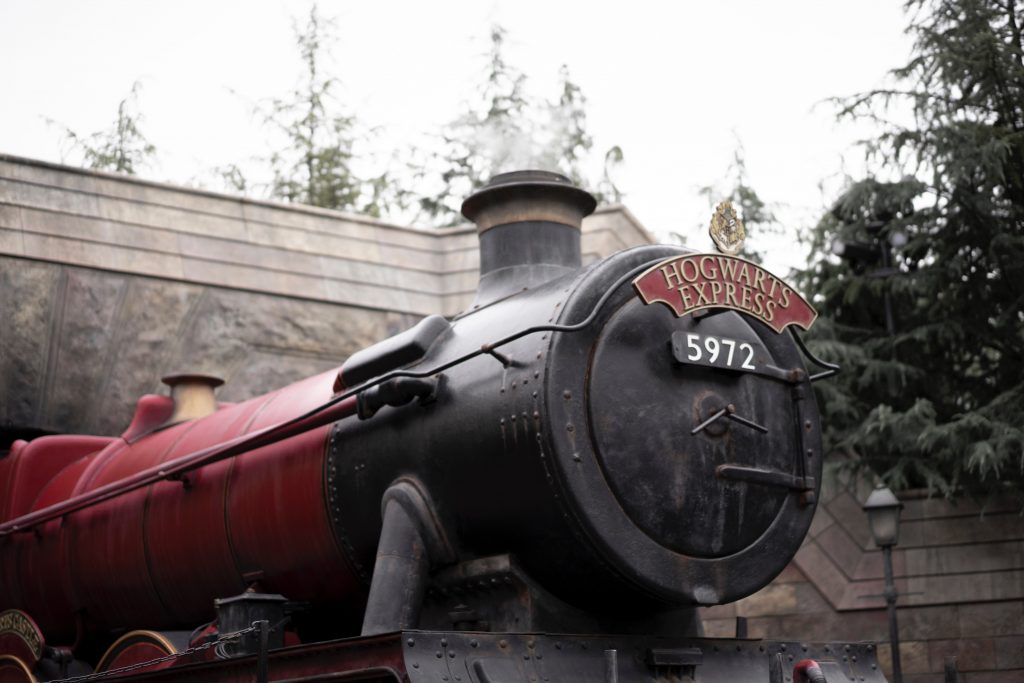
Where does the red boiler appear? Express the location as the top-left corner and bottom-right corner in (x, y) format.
(0, 369), (362, 643)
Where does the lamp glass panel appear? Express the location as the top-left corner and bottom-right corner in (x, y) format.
(868, 505), (901, 546)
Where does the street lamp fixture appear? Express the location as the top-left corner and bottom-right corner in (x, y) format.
(863, 484), (903, 547)
(863, 485), (904, 683)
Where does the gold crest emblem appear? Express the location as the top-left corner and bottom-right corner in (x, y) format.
(708, 201), (746, 255)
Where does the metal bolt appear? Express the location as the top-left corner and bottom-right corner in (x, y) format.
(436, 651), (442, 658)
(566, 424), (574, 432)
(407, 638), (415, 647)
(449, 651), (456, 658)
(563, 390), (571, 399)
(441, 639), (448, 646)
(470, 640), (478, 648)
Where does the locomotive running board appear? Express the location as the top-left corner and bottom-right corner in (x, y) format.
(76, 631), (891, 683)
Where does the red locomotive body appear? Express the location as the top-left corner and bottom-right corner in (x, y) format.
(1, 369), (361, 643)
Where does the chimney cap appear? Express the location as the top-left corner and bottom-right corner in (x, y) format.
(161, 373), (225, 389)
(461, 170), (596, 227)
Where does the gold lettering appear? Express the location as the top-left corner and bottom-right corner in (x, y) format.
(738, 263), (753, 286)
(0, 610), (41, 658)
(679, 285), (694, 308)
(780, 286), (792, 308)
(753, 292), (766, 317)
(694, 282), (712, 306)
(741, 285), (753, 310)
(765, 299), (777, 322)
(699, 256), (718, 280)
(660, 263), (684, 289)
(725, 282), (739, 308)
(766, 275), (779, 299)
(718, 256), (739, 281)
(709, 281), (723, 302)
(680, 257), (700, 283)
(753, 266), (767, 294)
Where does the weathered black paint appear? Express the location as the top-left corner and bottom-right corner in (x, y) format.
(324, 171), (823, 635)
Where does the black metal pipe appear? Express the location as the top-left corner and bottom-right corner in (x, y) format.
(943, 655), (960, 683)
(361, 480), (454, 636)
(604, 649), (618, 683)
(882, 545), (903, 683)
(256, 620), (269, 683)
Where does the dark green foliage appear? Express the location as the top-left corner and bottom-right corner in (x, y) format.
(800, 0), (1024, 499)
(417, 26), (623, 225)
(55, 82), (155, 175)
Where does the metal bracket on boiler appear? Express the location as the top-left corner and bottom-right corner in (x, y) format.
(715, 464), (815, 493)
(690, 404), (767, 435)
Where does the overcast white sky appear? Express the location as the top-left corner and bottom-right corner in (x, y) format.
(0, 1), (913, 273)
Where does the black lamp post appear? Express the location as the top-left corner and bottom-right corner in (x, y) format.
(863, 485), (904, 683)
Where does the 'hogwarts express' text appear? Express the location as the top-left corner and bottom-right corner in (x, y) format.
(632, 254), (817, 333)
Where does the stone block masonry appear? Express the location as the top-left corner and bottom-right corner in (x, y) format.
(0, 154), (653, 441)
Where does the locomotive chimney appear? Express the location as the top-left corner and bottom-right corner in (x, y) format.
(461, 170), (596, 307)
(161, 373), (224, 423)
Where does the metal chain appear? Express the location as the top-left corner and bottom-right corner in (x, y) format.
(41, 624), (259, 683)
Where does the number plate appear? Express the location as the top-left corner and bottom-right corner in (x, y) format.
(671, 331), (764, 373)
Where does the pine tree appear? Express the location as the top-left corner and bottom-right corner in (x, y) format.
(259, 5), (401, 216)
(54, 82), (155, 175)
(800, 0), (1024, 500)
(418, 26), (622, 225)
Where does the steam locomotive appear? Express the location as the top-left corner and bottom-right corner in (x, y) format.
(0, 172), (881, 683)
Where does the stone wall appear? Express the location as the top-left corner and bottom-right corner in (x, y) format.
(0, 154), (655, 440)
(702, 486), (1024, 682)
(0, 256), (418, 438)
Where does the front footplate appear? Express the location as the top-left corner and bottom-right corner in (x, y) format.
(402, 632), (888, 683)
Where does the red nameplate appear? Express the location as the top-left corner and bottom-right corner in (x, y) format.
(632, 254), (817, 333)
